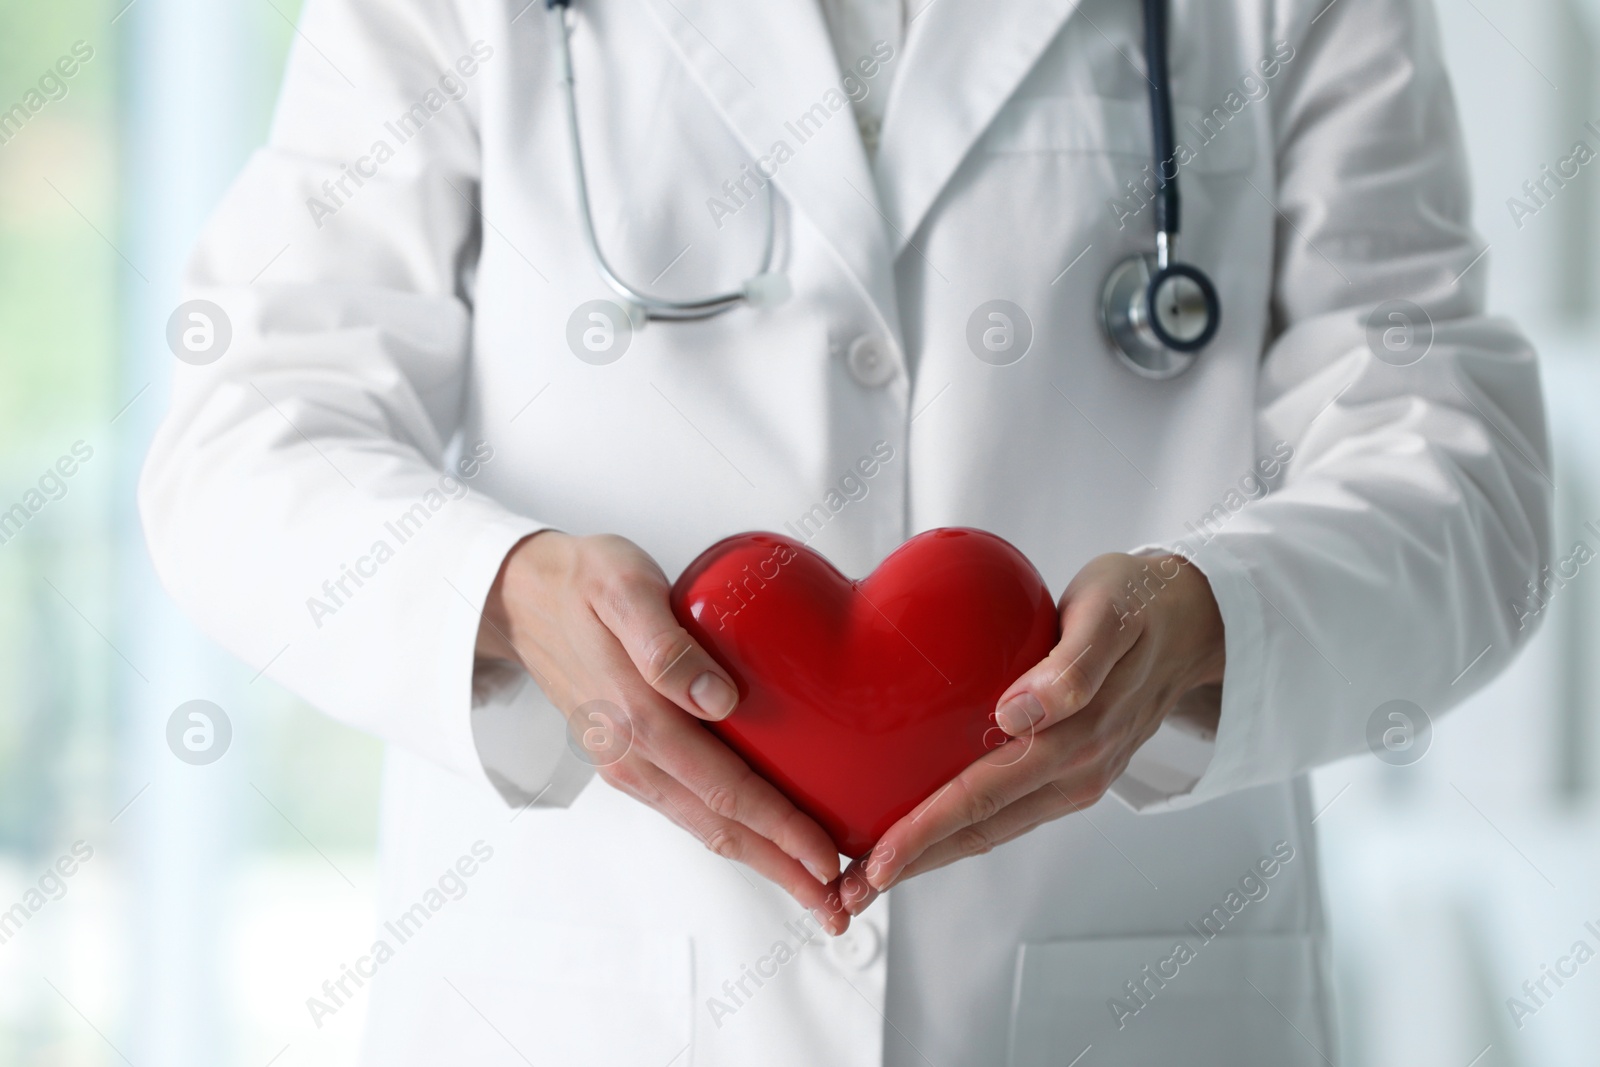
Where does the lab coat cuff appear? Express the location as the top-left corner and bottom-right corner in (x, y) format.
(470, 658), (596, 811)
(436, 517), (589, 809)
(1105, 539), (1268, 812)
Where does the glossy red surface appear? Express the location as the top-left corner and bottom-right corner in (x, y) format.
(670, 527), (1060, 859)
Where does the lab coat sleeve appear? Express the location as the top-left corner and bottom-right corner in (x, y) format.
(1110, 0), (1552, 811)
(138, 0), (581, 805)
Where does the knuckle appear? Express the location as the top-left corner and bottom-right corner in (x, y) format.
(1066, 767), (1116, 806)
(598, 571), (644, 613)
(775, 803), (815, 846)
(589, 533), (632, 555)
(953, 825), (994, 858)
(574, 536), (618, 579)
(703, 824), (743, 860)
(639, 626), (696, 684)
(1060, 780), (1101, 808)
(965, 787), (1002, 825)
(1070, 736), (1109, 770)
(594, 562), (660, 613)
(701, 782), (741, 821)
(1090, 718), (1127, 759)
(1063, 724), (1117, 771)
(1049, 660), (1092, 704)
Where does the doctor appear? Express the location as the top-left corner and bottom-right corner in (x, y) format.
(141, 0), (1549, 1062)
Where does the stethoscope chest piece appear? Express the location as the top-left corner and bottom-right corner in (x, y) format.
(1101, 252), (1221, 380)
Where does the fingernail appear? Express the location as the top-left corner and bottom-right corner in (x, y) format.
(847, 881), (876, 916)
(689, 672), (738, 719)
(996, 693), (1044, 735)
(802, 858), (830, 884)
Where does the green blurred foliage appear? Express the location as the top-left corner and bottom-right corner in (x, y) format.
(0, 1), (117, 443)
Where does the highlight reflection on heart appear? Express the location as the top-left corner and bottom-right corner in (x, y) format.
(671, 527), (1059, 858)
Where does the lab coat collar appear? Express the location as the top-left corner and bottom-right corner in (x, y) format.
(639, 0), (904, 346)
(875, 0), (1088, 259)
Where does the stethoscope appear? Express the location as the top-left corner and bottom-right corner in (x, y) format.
(548, 0), (1220, 377)
(1098, 0), (1222, 377)
(548, 0), (789, 322)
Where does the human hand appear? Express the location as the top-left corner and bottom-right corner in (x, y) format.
(838, 552), (1226, 911)
(477, 531), (849, 931)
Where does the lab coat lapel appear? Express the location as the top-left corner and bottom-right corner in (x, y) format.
(639, 0), (903, 341)
(875, 0), (1088, 258)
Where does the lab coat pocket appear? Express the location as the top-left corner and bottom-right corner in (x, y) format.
(1006, 932), (1332, 1067)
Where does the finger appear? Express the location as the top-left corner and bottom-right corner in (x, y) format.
(863, 727), (1072, 890)
(836, 850), (894, 916)
(888, 782), (1075, 886)
(995, 581), (1142, 737)
(637, 697), (843, 883)
(620, 760), (850, 933)
(594, 572), (741, 722)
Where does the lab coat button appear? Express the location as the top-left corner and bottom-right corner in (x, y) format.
(829, 918), (884, 970)
(846, 335), (895, 387)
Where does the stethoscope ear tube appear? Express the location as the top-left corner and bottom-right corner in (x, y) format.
(551, 1), (785, 321)
(554, 0), (1216, 367)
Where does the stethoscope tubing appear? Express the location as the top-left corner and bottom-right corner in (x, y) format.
(549, 0), (1218, 370)
(551, 0), (778, 321)
(1141, 0), (1180, 246)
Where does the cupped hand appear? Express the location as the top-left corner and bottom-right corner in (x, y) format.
(838, 552), (1226, 912)
(477, 531), (850, 932)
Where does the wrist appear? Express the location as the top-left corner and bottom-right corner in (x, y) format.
(477, 530), (564, 662)
(1162, 555), (1226, 690)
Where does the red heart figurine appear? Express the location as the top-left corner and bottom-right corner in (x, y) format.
(670, 527), (1059, 858)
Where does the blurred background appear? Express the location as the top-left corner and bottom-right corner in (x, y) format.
(0, 0), (1597, 1064)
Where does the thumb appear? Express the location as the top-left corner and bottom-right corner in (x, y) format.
(994, 583), (1140, 736)
(597, 581), (741, 721)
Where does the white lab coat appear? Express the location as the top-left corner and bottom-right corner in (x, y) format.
(140, 0), (1551, 1062)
